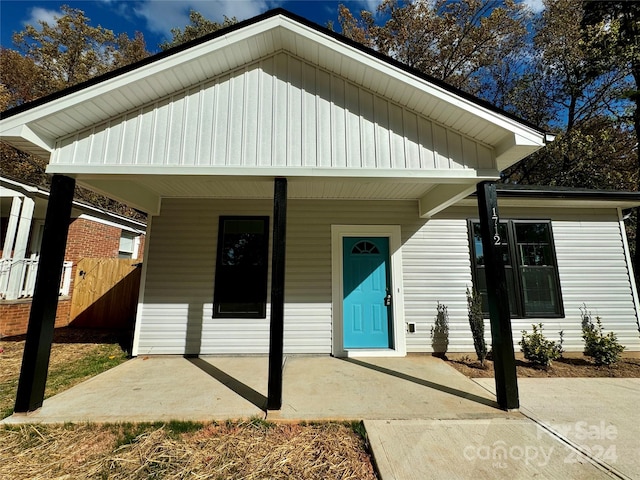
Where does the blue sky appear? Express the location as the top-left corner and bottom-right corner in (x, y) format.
(0, 1), (380, 52)
(1, 0), (545, 53)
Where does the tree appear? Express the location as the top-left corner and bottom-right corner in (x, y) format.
(582, 1), (640, 281)
(8, 5), (149, 96)
(504, 116), (637, 190)
(160, 10), (237, 50)
(0, 49), (50, 109)
(113, 31), (151, 69)
(13, 5), (116, 90)
(338, 0), (528, 96)
(1, 6), (149, 220)
(503, 0), (635, 189)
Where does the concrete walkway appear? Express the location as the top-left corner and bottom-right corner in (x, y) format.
(474, 378), (639, 480)
(2, 356), (637, 479)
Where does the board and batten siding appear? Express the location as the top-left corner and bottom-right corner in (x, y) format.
(52, 52), (494, 173)
(134, 200), (640, 355)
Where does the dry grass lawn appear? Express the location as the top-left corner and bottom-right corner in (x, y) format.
(0, 421), (376, 479)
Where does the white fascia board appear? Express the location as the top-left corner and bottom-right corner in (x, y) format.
(77, 213), (145, 234)
(0, 124), (55, 153)
(494, 132), (545, 170)
(0, 177), (48, 199)
(46, 163), (501, 181)
(0, 186), (25, 198)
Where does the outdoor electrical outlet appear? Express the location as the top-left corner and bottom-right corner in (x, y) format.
(408, 323), (416, 333)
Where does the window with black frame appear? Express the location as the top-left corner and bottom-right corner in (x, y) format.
(213, 216), (269, 318)
(469, 220), (563, 318)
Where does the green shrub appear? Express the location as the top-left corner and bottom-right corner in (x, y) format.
(430, 302), (449, 357)
(581, 307), (625, 366)
(466, 288), (487, 365)
(519, 323), (564, 369)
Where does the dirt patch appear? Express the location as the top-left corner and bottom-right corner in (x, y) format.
(445, 352), (640, 378)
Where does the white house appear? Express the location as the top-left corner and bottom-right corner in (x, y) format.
(2, 10), (638, 410)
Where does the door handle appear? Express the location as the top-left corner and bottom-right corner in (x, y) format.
(384, 293), (392, 306)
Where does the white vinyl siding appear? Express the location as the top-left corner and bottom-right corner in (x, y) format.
(137, 198), (425, 355)
(551, 218), (639, 350)
(134, 201), (640, 355)
(452, 206), (640, 352)
(401, 218), (475, 352)
(52, 52), (494, 174)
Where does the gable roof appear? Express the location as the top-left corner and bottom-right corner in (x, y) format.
(0, 8), (546, 170)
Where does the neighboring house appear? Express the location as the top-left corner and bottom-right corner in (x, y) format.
(0, 176), (146, 337)
(1, 9), (638, 358)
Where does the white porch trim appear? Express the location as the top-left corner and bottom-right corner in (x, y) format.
(331, 224), (406, 358)
(5, 197), (35, 299)
(618, 208), (640, 332)
(2, 196), (22, 260)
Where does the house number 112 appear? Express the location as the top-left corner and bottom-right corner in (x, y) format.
(492, 208), (501, 246)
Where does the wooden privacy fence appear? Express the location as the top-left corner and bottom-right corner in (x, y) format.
(70, 258), (142, 329)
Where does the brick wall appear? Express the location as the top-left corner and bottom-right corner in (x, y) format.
(0, 217), (145, 337)
(0, 297), (71, 338)
(65, 218), (122, 262)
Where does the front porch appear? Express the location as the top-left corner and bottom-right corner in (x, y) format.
(2, 355), (502, 424)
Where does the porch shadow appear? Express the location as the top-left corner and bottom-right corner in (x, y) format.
(341, 357), (500, 409)
(185, 357), (267, 411)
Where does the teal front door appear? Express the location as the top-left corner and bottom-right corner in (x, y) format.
(343, 237), (392, 349)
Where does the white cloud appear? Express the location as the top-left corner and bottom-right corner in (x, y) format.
(361, 0), (382, 12)
(24, 7), (60, 29)
(521, 0), (545, 14)
(133, 0), (276, 36)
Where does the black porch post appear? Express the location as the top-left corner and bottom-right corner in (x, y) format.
(267, 177), (287, 410)
(476, 181), (519, 410)
(15, 174), (76, 413)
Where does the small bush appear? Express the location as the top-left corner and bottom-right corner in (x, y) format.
(466, 288), (487, 365)
(519, 323), (564, 369)
(430, 302), (449, 358)
(581, 306), (625, 366)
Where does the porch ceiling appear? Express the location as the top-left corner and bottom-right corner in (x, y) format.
(77, 174), (459, 214)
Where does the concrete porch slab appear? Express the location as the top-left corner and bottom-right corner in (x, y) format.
(2, 356), (267, 424)
(272, 355), (509, 420)
(2, 354), (507, 424)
